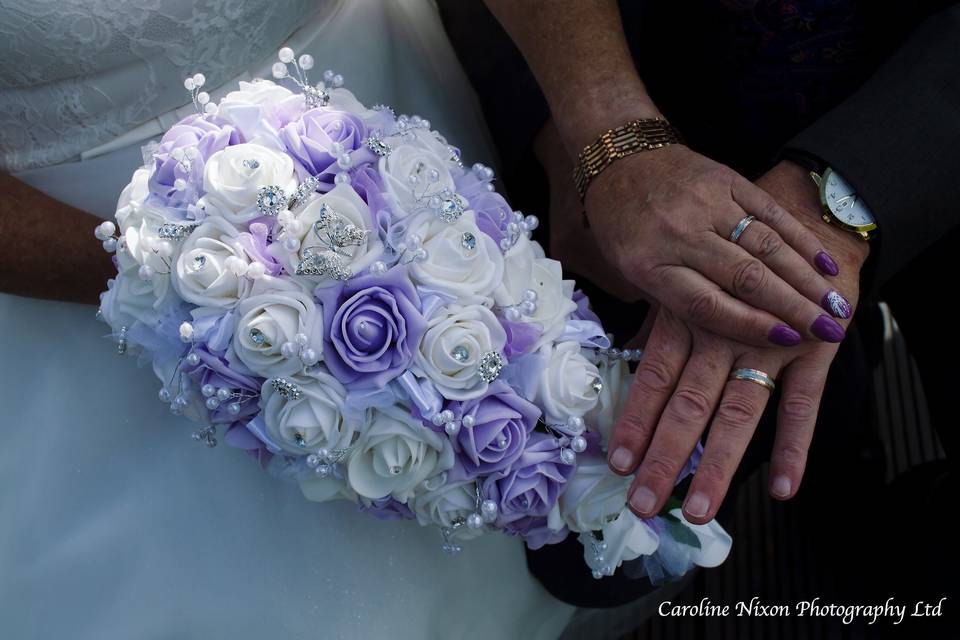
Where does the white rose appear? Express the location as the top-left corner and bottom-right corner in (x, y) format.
(559, 455), (631, 532)
(171, 217), (254, 308)
(115, 168), (151, 232)
(578, 510), (660, 578)
(414, 304), (506, 400)
(233, 290), (323, 378)
(535, 341), (602, 424)
(279, 183), (384, 288)
(260, 367), (355, 456)
(409, 480), (484, 541)
(216, 79), (300, 144)
(495, 237), (577, 349)
(585, 353), (633, 443)
(379, 129), (457, 216)
(346, 405), (454, 503)
(200, 143), (297, 226)
(407, 211), (504, 304)
(99, 265), (162, 334)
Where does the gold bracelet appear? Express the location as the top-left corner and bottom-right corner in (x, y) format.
(572, 117), (683, 202)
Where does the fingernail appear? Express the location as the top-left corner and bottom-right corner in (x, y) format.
(770, 475), (792, 498)
(629, 486), (657, 515)
(768, 324), (802, 347)
(822, 290), (852, 319)
(815, 251), (839, 276)
(610, 447), (636, 474)
(684, 491), (710, 518)
(810, 314), (845, 342)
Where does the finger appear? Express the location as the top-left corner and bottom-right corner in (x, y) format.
(650, 264), (803, 348)
(692, 233), (847, 343)
(627, 336), (735, 518)
(608, 311), (690, 476)
(767, 353), (831, 501)
(731, 176), (841, 277)
(681, 355), (782, 524)
(732, 219), (852, 321)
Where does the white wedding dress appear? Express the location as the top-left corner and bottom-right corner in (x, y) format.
(0, 1), (575, 637)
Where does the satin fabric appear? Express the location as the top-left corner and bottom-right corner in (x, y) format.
(0, 1), (574, 637)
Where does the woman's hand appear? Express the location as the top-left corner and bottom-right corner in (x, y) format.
(585, 145), (851, 347)
(606, 161), (871, 523)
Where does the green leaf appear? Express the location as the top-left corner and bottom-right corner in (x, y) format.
(664, 518), (702, 550)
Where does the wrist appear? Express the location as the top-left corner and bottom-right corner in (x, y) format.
(552, 78), (663, 156)
(776, 161), (870, 268)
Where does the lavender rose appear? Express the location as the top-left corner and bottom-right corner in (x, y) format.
(149, 114), (242, 207)
(315, 267), (426, 389)
(182, 345), (262, 424)
(481, 432), (574, 547)
(280, 108), (373, 184)
(445, 381), (538, 477)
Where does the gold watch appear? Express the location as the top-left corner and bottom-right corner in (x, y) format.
(573, 117), (683, 201)
(809, 167), (877, 241)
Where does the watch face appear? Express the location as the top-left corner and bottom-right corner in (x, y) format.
(821, 168), (876, 229)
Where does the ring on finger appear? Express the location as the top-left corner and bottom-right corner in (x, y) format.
(728, 367), (775, 392)
(728, 215), (755, 244)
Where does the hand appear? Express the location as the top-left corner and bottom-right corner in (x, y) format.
(606, 161), (870, 524)
(586, 145), (852, 347)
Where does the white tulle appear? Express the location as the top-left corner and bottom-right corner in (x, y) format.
(0, 1), (573, 637)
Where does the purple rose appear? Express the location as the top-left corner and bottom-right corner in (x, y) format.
(572, 290), (603, 325)
(315, 267), (426, 389)
(182, 345), (263, 423)
(280, 108), (374, 185)
(446, 382), (538, 478)
(149, 114), (242, 207)
(482, 432), (574, 545)
(455, 172), (513, 243)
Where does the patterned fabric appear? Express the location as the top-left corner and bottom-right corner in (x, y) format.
(0, 0), (321, 172)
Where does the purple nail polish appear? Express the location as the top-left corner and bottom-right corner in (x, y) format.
(769, 324), (802, 346)
(815, 251), (840, 276)
(822, 290), (852, 319)
(811, 315), (845, 342)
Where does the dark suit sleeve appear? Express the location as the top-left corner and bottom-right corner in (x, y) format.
(783, 4), (960, 296)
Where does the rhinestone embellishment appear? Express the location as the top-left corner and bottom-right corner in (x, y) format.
(191, 255), (207, 272)
(451, 345), (470, 363)
(249, 327), (270, 347)
(158, 222), (199, 240)
(256, 185), (288, 217)
(477, 351), (504, 383)
(460, 232), (476, 251)
(243, 158), (260, 170)
(364, 135), (392, 157)
(271, 378), (303, 400)
(591, 378), (604, 395)
(438, 195), (468, 223)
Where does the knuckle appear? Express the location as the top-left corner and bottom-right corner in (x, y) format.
(633, 358), (675, 394)
(716, 394), (759, 425)
(667, 387), (713, 423)
(692, 457), (729, 486)
(641, 453), (679, 483)
(614, 413), (653, 445)
(687, 289), (720, 324)
(732, 258), (767, 297)
(754, 229), (784, 261)
(775, 442), (809, 469)
(780, 393), (818, 425)
(760, 199), (785, 226)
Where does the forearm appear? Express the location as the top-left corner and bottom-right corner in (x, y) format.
(483, 0), (661, 154)
(0, 174), (114, 304)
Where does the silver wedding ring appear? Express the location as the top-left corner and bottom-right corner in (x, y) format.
(728, 215), (755, 243)
(729, 367), (776, 392)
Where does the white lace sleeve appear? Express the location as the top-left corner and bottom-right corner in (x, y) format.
(0, 0), (323, 172)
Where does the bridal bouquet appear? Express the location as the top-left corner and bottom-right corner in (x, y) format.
(96, 48), (730, 580)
